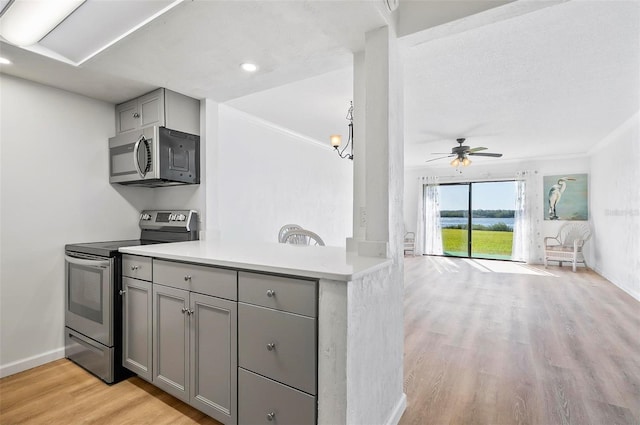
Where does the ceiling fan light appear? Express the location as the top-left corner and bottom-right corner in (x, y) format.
(462, 157), (471, 166)
(450, 158), (460, 167)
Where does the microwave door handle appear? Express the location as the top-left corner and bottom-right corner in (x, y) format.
(133, 136), (145, 178)
(65, 255), (110, 268)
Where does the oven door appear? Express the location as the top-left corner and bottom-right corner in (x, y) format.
(65, 253), (114, 346)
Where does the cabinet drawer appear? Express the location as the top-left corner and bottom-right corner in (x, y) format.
(238, 303), (316, 394)
(153, 260), (237, 301)
(123, 255), (152, 281)
(239, 272), (317, 317)
(239, 368), (316, 425)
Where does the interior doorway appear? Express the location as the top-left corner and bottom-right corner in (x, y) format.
(437, 181), (517, 260)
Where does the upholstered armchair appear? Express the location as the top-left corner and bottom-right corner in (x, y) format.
(544, 222), (591, 272)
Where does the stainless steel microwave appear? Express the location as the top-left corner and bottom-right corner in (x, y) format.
(109, 126), (200, 187)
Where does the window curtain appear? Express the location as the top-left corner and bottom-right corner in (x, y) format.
(416, 176), (443, 256)
(512, 170), (541, 263)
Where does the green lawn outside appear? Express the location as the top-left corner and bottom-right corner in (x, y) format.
(442, 228), (513, 260)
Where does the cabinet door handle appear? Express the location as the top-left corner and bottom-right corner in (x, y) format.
(130, 265), (139, 271)
(266, 289), (276, 298)
(133, 112), (140, 118)
(184, 275), (192, 281)
(266, 343), (276, 351)
(119, 290), (126, 295)
(267, 412), (275, 421)
(181, 307), (188, 314)
(188, 309), (194, 315)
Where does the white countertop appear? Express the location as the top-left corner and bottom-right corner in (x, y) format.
(119, 240), (391, 281)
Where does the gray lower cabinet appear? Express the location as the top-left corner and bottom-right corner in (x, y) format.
(122, 276), (152, 381)
(124, 259), (318, 424)
(152, 267), (237, 425)
(238, 272), (318, 425)
(238, 368), (316, 425)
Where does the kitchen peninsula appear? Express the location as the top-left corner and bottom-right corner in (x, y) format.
(119, 240), (404, 425)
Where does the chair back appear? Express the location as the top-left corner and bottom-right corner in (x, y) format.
(282, 229), (325, 246)
(278, 224), (303, 242)
(559, 222), (591, 247)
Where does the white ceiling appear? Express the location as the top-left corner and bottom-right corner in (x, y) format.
(402, 0), (640, 168)
(1, 0), (638, 168)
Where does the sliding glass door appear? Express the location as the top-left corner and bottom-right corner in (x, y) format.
(437, 181), (516, 260)
(438, 184), (470, 257)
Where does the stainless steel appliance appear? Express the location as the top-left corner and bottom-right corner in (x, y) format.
(64, 210), (198, 383)
(109, 126), (200, 187)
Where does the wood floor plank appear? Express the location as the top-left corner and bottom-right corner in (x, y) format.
(0, 360), (221, 425)
(399, 256), (640, 425)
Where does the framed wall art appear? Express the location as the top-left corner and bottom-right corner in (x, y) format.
(543, 173), (588, 220)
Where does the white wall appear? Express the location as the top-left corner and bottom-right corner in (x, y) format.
(0, 75), (155, 376)
(404, 157), (591, 264)
(589, 114), (640, 300)
(216, 105), (353, 247)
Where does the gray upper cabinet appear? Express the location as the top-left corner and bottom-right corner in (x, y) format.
(115, 88), (200, 136)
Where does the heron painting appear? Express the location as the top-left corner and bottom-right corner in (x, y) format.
(543, 174), (589, 220)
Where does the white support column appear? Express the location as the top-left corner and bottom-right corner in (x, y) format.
(356, 25), (404, 259)
(347, 51), (367, 251)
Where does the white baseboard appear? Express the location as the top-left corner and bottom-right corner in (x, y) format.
(0, 347), (64, 378)
(592, 266), (640, 302)
(385, 392), (407, 425)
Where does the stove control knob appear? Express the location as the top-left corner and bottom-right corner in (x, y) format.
(177, 214), (186, 221)
(169, 214), (176, 221)
(143, 213), (152, 221)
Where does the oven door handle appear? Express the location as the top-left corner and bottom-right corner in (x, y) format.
(65, 255), (110, 268)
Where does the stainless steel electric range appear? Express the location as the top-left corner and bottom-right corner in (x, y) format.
(64, 210), (198, 383)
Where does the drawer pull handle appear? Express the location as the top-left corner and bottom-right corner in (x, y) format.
(184, 275), (192, 281)
(266, 343), (276, 351)
(130, 265), (139, 271)
(266, 289), (276, 298)
(119, 290), (126, 295)
(267, 412), (275, 421)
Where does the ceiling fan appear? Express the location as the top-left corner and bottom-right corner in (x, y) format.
(425, 138), (503, 167)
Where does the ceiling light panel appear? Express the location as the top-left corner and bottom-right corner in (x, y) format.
(0, 0), (12, 16)
(38, 0), (181, 64)
(0, 0), (84, 46)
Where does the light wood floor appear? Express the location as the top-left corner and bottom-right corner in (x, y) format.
(1, 257), (638, 424)
(0, 360), (222, 425)
(399, 256), (640, 425)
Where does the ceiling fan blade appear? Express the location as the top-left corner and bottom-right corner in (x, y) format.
(468, 147), (487, 153)
(425, 155), (454, 163)
(468, 152), (503, 157)
(430, 152), (453, 155)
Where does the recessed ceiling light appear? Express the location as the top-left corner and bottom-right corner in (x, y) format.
(0, 57), (11, 65)
(240, 63), (258, 72)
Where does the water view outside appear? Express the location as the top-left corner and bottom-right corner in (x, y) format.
(440, 211), (515, 260)
(440, 216), (515, 228)
(437, 181), (517, 260)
